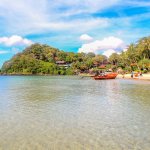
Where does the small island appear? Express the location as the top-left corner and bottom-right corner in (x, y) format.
(0, 36), (150, 76)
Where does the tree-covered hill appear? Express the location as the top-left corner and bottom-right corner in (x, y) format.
(1, 36), (150, 75)
(1, 43), (107, 75)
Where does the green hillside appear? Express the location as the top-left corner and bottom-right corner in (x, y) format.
(1, 36), (150, 75)
(1, 44), (107, 75)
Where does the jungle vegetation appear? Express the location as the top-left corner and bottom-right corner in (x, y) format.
(1, 36), (150, 75)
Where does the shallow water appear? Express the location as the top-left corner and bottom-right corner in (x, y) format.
(0, 76), (150, 150)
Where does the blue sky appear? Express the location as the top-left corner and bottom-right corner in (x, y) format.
(0, 0), (150, 67)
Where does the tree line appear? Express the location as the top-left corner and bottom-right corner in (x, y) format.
(1, 36), (150, 75)
(109, 36), (150, 73)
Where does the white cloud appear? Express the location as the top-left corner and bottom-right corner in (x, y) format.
(35, 18), (109, 32)
(0, 35), (33, 47)
(0, 0), (149, 48)
(51, 0), (119, 16)
(78, 36), (125, 53)
(123, 48), (128, 52)
(0, 0), (115, 35)
(0, 50), (9, 54)
(124, 0), (150, 7)
(79, 34), (93, 42)
(102, 49), (116, 57)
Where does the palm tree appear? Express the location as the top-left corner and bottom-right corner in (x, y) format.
(136, 37), (150, 59)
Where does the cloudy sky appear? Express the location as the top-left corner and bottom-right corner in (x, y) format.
(0, 0), (150, 66)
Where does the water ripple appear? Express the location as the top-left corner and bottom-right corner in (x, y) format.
(0, 76), (150, 149)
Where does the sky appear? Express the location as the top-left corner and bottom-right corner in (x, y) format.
(0, 0), (150, 67)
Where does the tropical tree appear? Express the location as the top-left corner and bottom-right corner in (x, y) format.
(138, 59), (150, 71)
(92, 55), (106, 64)
(109, 53), (121, 65)
(136, 37), (150, 59)
(87, 52), (95, 58)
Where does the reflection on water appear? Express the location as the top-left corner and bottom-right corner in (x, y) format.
(0, 76), (150, 149)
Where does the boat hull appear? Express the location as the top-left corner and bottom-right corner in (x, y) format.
(94, 73), (118, 80)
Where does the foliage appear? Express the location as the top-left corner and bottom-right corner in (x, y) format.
(138, 59), (150, 72)
(108, 53), (121, 65)
(1, 44), (107, 75)
(108, 36), (150, 72)
(1, 36), (150, 75)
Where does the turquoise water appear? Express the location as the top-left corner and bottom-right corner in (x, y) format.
(0, 76), (150, 150)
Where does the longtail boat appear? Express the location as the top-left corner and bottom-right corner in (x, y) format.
(93, 72), (118, 80)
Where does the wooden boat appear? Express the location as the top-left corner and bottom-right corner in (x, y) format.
(93, 72), (118, 80)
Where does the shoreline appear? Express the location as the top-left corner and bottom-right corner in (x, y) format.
(117, 74), (150, 81)
(0, 73), (150, 81)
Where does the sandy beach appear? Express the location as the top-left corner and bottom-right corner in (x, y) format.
(117, 73), (150, 80)
(79, 73), (150, 81)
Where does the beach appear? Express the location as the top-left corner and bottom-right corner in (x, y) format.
(117, 73), (150, 80)
(79, 73), (150, 81)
